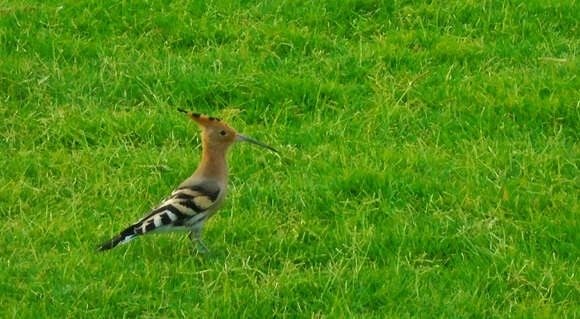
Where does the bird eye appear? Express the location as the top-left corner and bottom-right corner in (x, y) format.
(219, 130), (227, 136)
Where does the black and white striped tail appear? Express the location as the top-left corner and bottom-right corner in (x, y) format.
(97, 226), (138, 251)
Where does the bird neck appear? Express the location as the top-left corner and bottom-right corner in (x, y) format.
(195, 146), (228, 181)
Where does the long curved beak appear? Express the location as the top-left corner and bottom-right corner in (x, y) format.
(235, 134), (279, 153)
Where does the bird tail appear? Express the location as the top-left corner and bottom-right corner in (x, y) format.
(97, 226), (138, 251)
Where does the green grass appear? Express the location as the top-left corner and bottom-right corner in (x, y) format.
(1, 0), (578, 317)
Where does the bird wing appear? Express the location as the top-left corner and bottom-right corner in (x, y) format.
(132, 179), (222, 235)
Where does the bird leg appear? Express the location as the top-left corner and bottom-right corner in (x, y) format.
(189, 230), (211, 255)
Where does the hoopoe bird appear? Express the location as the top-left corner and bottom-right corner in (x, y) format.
(98, 109), (278, 253)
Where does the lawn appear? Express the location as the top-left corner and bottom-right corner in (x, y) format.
(0, 0), (578, 317)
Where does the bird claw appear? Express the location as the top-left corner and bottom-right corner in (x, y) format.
(189, 232), (212, 255)
(196, 239), (212, 255)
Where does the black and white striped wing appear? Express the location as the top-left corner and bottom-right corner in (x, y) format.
(135, 181), (221, 234)
(97, 181), (221, 251)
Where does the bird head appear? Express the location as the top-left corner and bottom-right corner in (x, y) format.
(178, 108), (278, 153)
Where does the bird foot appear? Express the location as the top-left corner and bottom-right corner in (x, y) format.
(189, 232), (213, 255)
(197, 240), (212, 255)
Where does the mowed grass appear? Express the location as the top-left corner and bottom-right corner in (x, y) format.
(1, 0), (578, 317)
